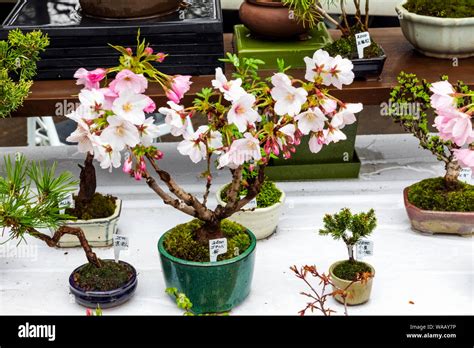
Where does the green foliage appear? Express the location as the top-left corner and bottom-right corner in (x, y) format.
(66, 193), (116, 220)
(166, 287), (230, 316)
(404, 0), (474, 18)
(221, 179), (282, 208)
(0, 29), (49, 118)
(282, 0), (322, 29)
(389, 72), (452, 163)
(408, 177), (474, 212)
(163, 219), (251, 262)
(319, 208), (377, 260)
(333, 260), (372, 281)
(0, 154), (77, 243)
(73, 260), (133, 292)
(324, 36), (384, 59)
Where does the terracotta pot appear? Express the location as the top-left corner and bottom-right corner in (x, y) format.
(403, 187), (474, 236)
(79, 0), (182, 20)
(239, 0), (310, 39)
(329, 260), (375, 306)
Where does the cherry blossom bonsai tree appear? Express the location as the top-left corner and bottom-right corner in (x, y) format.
(66, 47), (363, 250)
(64, 34), (191, 222)
(389, 72), (474, 214)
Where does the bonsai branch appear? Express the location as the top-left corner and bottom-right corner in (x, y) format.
(28, 226), (101, 267)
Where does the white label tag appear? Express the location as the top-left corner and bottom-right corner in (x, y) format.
(59, 194), (75, 214)
(459, 168), (472, 185)
(356, 240), (374, 259)
(209, 238), (227, 262)
(355, 32), (371, 59)
(113, 235), (129, 263)
(245, 197), (258, 209)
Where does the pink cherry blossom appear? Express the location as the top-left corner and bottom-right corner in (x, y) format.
(74, 68), (106, 90)
(295, 107), (327, 135)
(144, 47), (153, 56)
(110, 69), (148, 94)
(156, 52), (166, 63)
(144, 96), (156, 113)
(66, 118), (97, 154)
(177, 126), (208, 163)
(122, 156), (133, 174)
(434, 108), (473, 146)
(218, 133), (261, 169)
(430, 81), (457, 111)
(331, 103), (362, 128)
(78, 89), (106, 118)
(112, 91), (149, 125)
(166, 75), (192, 104)
(159, 101), (189, 137)
(271, 73), (308, 116)
(320, 97), (337, 114)
(304, 50), (354, 90)
(100, 87), (119, 110)
(100, 116), (140, 151)
(138, 117), (161, 146)
(212, 67), (245, 102)
(228, 93), (261, 132)
(454, 148), (474, 170)
(308, 131), (326, 154)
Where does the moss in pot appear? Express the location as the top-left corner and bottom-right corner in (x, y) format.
(0, 155), (137, 308)
(404, 0), (474, 18)
(319, 208), (377, 305)
(388, 72), (474, 235)
(220, 179), (282, 209)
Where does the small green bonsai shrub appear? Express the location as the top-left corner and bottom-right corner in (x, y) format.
(221, 179), (282, 209)
(74, 260), (134, 292)
(408, 177), (474, 212)
(66, 192), (116, 220)
(166, 288), (229, 316)
(404, 0), (474, 18)
(163, 219), (251, 262)
(0, 29), (49, 118)
(319, 208), (377, 281)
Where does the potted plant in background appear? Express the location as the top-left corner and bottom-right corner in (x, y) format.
(60, 35), (179, 247)
(397, 0), (474, 59)
(0, 29), (49, 118)
(79, 0), (182, 20)
(389, 72), (474, 235)
(0, 155), (138, 308)
(66, 33), (359, 312)
(216, 176), (285, 240)
(319, 208), (377, 305)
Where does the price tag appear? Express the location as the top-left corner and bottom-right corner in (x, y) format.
(113, 235), (129, 263)
(355, 32), (371, 59)
(356, 240), (374, 259)
(59, 193), (75, 214)
(209, 238), (227, 262)
(459, 168), (472, 185)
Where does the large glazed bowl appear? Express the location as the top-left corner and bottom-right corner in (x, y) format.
(79, 0), (182, 20)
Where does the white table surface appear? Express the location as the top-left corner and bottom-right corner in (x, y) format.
(0, 134), (472, 316)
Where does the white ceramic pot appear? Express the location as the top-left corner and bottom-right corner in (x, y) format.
(216, 185), (285, 240)
(396, 1), (474, 58)
(55, 198), (122, 248)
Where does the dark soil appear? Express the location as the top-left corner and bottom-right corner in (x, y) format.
(73, 260), (133, 292)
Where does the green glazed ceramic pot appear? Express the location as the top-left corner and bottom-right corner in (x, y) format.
(158, 229), (257, 314)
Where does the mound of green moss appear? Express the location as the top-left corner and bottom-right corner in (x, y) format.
(333, 260), (372, 281)
(408, 177), (474, 212)
(66, 193), (116, 220)
(73, 260), (133, 292)
(220, 180), (282, 209)
(163, 219), (251, 262)
(324, 36), (384, 60)
(404, 0), (474, 18)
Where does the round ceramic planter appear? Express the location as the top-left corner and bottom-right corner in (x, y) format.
(158, 229), (257, 314)
(403, 187), (474, 236)
(239, 0), (310, 39)
(329, 260), (375, 306)
(216, 185), (285, 240)
(69, 260), (138, 309)
(56, 198), (122, 248)
(79, 0), (181, 20)
(396, 1), (474, 58)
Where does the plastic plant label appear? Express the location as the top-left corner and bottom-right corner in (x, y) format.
(356, 240), (374, 259)
(245, 198), (258, 209)
(113, 235), (129, 263)
(458, 168), (472, 185)
(59, 193), (75, 215)
(209, 238), (227, 262)
(355, 32), (371, 59)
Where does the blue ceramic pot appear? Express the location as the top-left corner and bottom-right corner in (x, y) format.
(69, 260), (137, 309)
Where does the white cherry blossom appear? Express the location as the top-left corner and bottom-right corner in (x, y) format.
(100, 115), (140, 151)
(331, 103), (362, 128)
(271, 73), (308, 116)
(295, 107), (327, 135)
(112, 91), (149, 125)
(212, 67), (246, 102)
(227, 93), (261, 132)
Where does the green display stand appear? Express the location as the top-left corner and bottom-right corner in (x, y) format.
(265, 151), (361, 181)
(234, 23), (333, 69)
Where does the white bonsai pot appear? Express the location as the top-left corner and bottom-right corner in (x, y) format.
(216, 185), (285, 240)
(55, 198), (122, 248)
(396, 1), (474, 58)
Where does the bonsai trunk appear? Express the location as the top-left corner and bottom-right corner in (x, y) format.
(77, 153), (97, 205)
(347, 244), (355, 262)
(196, 217), (224, 245)
(444, 160), (461, 190)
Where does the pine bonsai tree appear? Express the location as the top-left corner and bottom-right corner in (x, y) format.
(319, 208), (376, 261)
(0, 29), (49, 118)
